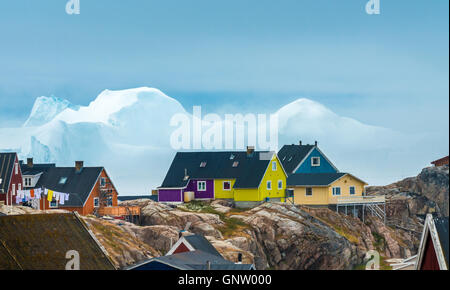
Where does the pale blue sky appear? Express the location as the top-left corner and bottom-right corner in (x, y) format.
(0, 0), (448, 159)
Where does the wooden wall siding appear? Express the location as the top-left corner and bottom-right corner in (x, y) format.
(185, 179), (214, 200)
(0, 154), (23, 206)
(158, 188), (183, 202)
(173, 242), (190, 254)
(420, 235), (440, 270)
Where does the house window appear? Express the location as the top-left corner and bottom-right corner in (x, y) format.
(94, 197), (99, 208)
(306, 187), (313, 196)
(223, 181), (231, 191)
(12, 184), (15, 196)
(350, 186), (356, 195)
(59, 177), (68, 184)
(278, 180), (283, 190)
(18, 184), (21, 191)
(332, 187), (341, 196)
(100, 177), (106, 187)
(107, 196), (113, 207)
(267, 181), (272, 190)
(15, 163), (18, 175)
(197, 181), (207, 191)
(200, 162), (207, 168)
(311, 157), (320, 167)
(272, 161), (277, 171)
(230, 154), (235, 160)
(49, 200), (58, 208)
(232, 161), (239, 167)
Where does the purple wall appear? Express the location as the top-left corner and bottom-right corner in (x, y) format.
(158, 188), (183, 202)
(185, 179), (214, 200)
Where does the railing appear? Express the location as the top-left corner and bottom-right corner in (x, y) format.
(98, 206), (141, 216)
(330, 195), (385, 205)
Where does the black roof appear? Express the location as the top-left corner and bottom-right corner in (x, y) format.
(184, 234), (223, 257)
(35, 167), (103, 207)
(287, 173), (347, 186)
(278, 144), (315, 174)
(434, 216), (449, 267)
(20, 161), (55, 176)
(160, 151), (275, 189)
(128, 250), (254, 270)
(0, 153), (17, 194)
(0, 213), (115, 270)
(118, 195), (157, 202)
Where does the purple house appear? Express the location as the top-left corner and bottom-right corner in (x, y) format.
(157, 149), (273, 203)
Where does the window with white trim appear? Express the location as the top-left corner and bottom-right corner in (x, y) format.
(94, 197), (99, 208)
(223, 181), (231, 191)
(267, 181), (272, 190)
(349, 186), (356, 195)
(278, 180), (283, 190)
(50, 200), (58, 208)
(272, 161), (277, 171)
(15, 163), (18, 175)
(197, 181), (207, 191)
(306, 187), (313, 196)
(332, 187), (341, 196)
(311, 157), (320, 167)
(100, 177), (107, 187)
(12, 184), (15, 196)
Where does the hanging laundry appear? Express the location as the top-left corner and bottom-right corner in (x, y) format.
(35, 188), (42, 199)
(59, 195), (65, 205)
(30, 189), (35, 198)
(54, 192), (60, 201)
(65, 193), (70, 201)
(47, 190), (54, 202)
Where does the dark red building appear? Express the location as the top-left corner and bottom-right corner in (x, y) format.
(0, 152), (23, 206)
(416, 214), (449, 270)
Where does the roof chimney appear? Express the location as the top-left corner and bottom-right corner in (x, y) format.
(27, 158), (33, 168)
(75, 161), (84, 172)
(206, 260), (211, 270)
(246, 146), (255, 156)
(315, 141), (318, 147)
(299, 141), (302, 146)
(237, 253), (243, 264)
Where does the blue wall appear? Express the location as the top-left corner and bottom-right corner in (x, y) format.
(294, 148), (338, 173)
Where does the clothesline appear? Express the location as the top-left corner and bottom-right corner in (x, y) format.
(16, 187), (71, 205)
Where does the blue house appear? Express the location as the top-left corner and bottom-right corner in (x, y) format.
(278, 141), (339, 175)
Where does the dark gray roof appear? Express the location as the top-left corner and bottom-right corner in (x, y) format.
(160, 151), (274, 189)
(184, 234), (223, 257)
(35, 167), (103, 207)
(0, 212), (6, 216)
(118, 195), (157, 202)
(434, 216), (449, 267)
(128, 250), (254, 270)
(0, 153), (17, 194)
(287, 173), (347, 186)
(278, 145), (315, 174)
(0, 213), (115, 270)
(20, 161), (55, 176)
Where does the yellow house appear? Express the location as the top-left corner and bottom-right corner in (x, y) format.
(286, 173), (368, 206)
(158, 147), (287, 207)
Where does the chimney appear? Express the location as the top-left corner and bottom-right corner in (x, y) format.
(299, 141), (302, 146)
(246, 146), (255, 156)
(27, 158), (33, 168)
(315, 141), (318, 147)
(237, 253), (243, 264)
(75, 161), (84, 172)
(206, 260), (211, 271)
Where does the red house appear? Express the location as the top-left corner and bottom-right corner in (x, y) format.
(415, 214), (449, 270)
(431, 156), (449, 167)
(0, 152), (23, 206)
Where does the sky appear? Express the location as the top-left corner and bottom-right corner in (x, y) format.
(0, 0), (448, 175)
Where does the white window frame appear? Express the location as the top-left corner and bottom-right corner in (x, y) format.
(332, 187), (341, 196)
(107, 196), (113, 207)
(12, 184), (15, 196)
(15, 163), (18, 175)
(277, 180), (283, 190)
(306, 187), (313, 196)
(311, 157), (320, 167)
(272, 161), (277, 171)
(267, 180), (272, 190)
(94, 197), (99, 208)
(349, 186), (356, 195)
(18, 183), (21, 191)
(49, 200), (59, 208)
(223, 181), (231, 191)
(197, 181), (207, 192)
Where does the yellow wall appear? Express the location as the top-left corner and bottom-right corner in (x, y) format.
(214, 179), (236, 199)
(218, 154), (287, 202)
(292, 174), (367, 205)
